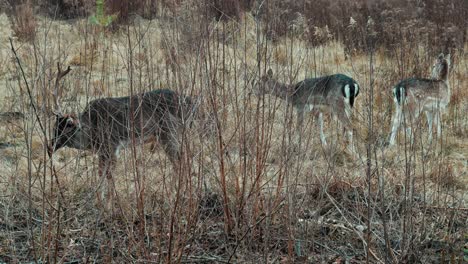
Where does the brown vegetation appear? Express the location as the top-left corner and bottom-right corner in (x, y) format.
(10, 1), (37, 42)
(0, 0), (466, 263)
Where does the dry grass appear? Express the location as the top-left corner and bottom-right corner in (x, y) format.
(0, 3), (467, 263)
(10, 1), (37, 43)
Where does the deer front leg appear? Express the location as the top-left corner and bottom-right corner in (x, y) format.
(106, 156), (116, 208)
(98, 157), (108, 207)
(296, 106), (305, 129)
(344, 103), (355, 152)
(425, 110), (433, 143)
(318, 112), (327, 147)
(159, 113), (183, 166)
(160, 128), (181, 166)
(98, 154), (116, 210)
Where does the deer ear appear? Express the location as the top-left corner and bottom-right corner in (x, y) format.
(267, 68), (273, 77)
(52, 110), (62, 117)
(438, 53), (444, 59)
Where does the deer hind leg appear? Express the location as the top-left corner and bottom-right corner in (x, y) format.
(149, 135), (158, 153)
(404, 111), (413, 145)
(404, 107), (422, 145)
(389, 105), (403, 146)
(336, 107), (355, 152)
(425, 110), (434, 143)
(434, 110), (442, 139)
(312, 111), (326, 147)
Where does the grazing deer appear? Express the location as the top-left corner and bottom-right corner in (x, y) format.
(388, 53), (451, 146)
(252, 69), (360, 151)
(48, 64), (199, 205)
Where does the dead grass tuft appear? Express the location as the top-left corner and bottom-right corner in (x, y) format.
(206, 0), (250, 21)
(429, 161), (463, 190)
(10, 1), (37, 43)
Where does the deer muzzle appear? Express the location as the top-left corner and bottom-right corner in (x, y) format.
(47, 141), (55, 156)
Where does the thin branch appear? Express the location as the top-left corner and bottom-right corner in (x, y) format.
(9, 37), (65, 201)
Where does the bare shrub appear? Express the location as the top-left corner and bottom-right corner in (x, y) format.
(257, 0), (465, 55)
(106, 0), (163, 24)
(106, 0), (132, 24)
(10, 1), (37, 43)
(138, 0), (159, 19)
(429, 162), (463, 189)
(208, 0), (242, 21)
(37, 0), (93, 18)
(260, 0), (303, 42)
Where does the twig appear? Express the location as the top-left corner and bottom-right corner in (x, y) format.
(227, 197), (285, 262)
(9, 38), (65, 201)
(181, 255), (230, 263)
(422, 205), (468, 211)
(325, 192), (385, 264)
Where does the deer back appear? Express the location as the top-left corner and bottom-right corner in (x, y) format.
(292, 74), (359, 107)
(79, 89), (187, 152)
(394, 78), (449, 107)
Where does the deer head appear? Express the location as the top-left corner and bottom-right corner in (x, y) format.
(431, 53), (450, 81)
(48, 114), (81, 154)
(48, 63), (73, 155)
(251, 68), (274, 96)
(251, 68), (293, 98)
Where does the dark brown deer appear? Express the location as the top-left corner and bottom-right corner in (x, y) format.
(48, 64), (200, 205)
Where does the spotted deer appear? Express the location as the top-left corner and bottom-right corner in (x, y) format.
(252, 69), (360, 151)
(388, 53), (451, 146)
(48, 64), (200, 205)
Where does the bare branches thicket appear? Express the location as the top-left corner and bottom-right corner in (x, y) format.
(0, 0), (466, 263)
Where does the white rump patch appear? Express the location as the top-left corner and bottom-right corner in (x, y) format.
(115, 140), (131, 158)
(344, 84), (351, 98)
(354, 83), (359, 96)
(393, 87), (406, 104)
(344, 97), (350, 105)
(305, 104), (315, 112)
(399, 87), (406, 103)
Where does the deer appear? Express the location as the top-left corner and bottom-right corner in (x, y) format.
(48, 63), (200, 206)
(252, 69), (360, 152)
(388, 53), (451, 146)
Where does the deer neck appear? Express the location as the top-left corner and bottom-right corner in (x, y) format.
(440, 65), (450, 98)
(433, 62), (449, 83)
(269, 80), (294, 100)
(440, 67), (449, 83)
(432, 64), (451, 104)
(68, 125), (91, 150)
